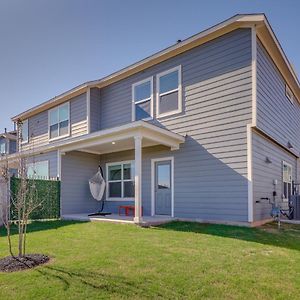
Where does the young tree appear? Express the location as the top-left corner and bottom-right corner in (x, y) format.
(0, 153), (14, 257)
(0, 122), (43, 258)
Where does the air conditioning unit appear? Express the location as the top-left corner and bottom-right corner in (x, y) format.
(292, 195), (300, 220)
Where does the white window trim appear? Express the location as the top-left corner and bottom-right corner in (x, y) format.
(132, 76), (154, 121)
(282, 160), (292, 201)
(151, 156), (174, 217)
(21, 119), (29, 144)
(156, 65), (182, 118)
(106, 160), (135, 201)
(27, 160), (49, 179)
(285, 84), (294, 104)
(48, 102), (71, 142)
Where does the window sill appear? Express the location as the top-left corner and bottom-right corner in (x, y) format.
(157, 109), (183, 119)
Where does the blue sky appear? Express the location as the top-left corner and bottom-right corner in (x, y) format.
(0, 0), (299, 131)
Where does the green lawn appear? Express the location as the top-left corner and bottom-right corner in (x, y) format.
(0, 221), (300, 300)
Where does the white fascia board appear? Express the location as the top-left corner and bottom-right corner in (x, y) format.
(11, 121), (185, 157)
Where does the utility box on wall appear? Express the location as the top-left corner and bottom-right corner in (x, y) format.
(294, 196), (300, 220)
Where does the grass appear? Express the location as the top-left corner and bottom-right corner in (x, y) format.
(0, 220), (299, 299)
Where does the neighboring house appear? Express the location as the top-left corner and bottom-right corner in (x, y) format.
(0, 130), (17, 156)
(3, 14), (300, 226)
(0, 129), (18, 177)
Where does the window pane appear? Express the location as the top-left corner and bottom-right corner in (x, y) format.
(283, 182), (287, 198)
(135, 100), (151, 120)
(159, 70), (178, 94)
(123, 163), (133, 180)
(108, 165), (121, 180)
(22, 120), (29, 142)
(109, 182), (121, 198)
(50, 124), (59, 139)
(283, 164), (292, 183)
(0, 141), (6, 154)
(59, 104), (69, 122)
(157, 164), (170, 189)
(134, 81), (151, 102)
(27, 161), (49, 179)
(59, 120), (69, 136)
(124, 181), (135, 198)
(50, 109), (58, 126)
(159, 91), (178, 114)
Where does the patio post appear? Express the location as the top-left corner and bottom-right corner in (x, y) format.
(134, 135), (143, 224)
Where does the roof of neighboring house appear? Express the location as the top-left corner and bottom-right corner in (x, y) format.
(11, 13), (300, 122)
(0, 131), (17, 140)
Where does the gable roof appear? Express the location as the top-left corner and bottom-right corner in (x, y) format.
(11, 13), (300, 122)
(0, 130), (17, 140)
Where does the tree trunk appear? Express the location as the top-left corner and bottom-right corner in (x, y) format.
(18, 224), (23, 257)
(22, 217), (28, 256)
(6, 221), (14, 257)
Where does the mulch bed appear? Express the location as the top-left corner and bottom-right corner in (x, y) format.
(0, 254), (50, 272)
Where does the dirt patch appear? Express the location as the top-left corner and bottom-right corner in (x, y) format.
(0, 254), (50, 272)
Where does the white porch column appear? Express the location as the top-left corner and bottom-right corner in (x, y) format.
(134, 135), (143, 224)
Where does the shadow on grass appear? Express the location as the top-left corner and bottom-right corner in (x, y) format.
(0, 220), (86, 237)
(35, 265), (169, 298)
(155, 221), (300, 252)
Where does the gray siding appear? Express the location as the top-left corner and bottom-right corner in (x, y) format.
(24, 110), (49, 151)
(96, 28), (252, 222)
(252, 131), (297, 221)
(256, 39), (300, 154)
(61, 151), (100, 215)
(90, 88), (101, 133)
(19, 92), (88, 150)
(70, 93), (88, 137)
(27, 150), (58, 179)
(9, 140), (17, 154)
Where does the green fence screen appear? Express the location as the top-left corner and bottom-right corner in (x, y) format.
(10, 177), (60, 220)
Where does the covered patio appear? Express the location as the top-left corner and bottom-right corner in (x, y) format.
(58, 121), (185, 224)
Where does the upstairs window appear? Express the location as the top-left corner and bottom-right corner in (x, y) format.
(283, 161), (292, 201)
(106, 161), (135, 200)
(285, 84), (294, 104)
(49, 103), (70, 140)
(21, 119), (29, 143)
(132, 77), (153, 121)
(157, 65), (182, 118)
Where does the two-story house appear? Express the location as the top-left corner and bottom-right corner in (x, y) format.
(5, 14), (300, 226)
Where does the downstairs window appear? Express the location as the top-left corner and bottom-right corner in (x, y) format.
(106, 161), (135, 200)
(27, 161), (49, 179)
